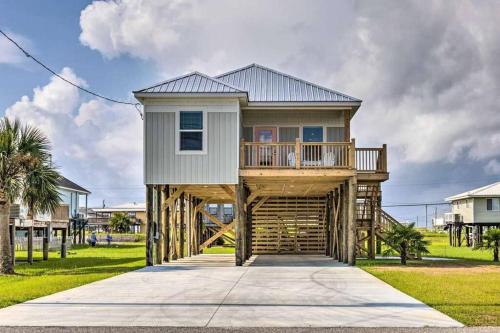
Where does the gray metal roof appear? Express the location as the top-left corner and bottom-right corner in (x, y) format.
(215, 64), (361, 103)
(57, 176), (91, 194)
(134, 64), (361, 103)
(134, 71), (245, 94)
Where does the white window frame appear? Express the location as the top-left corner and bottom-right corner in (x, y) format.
(175, 110), (207, 155)
(486, 198), (500, 211)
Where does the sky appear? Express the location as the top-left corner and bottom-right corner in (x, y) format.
(1, 0), (500, 225)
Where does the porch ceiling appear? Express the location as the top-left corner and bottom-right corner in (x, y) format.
(243, 176), (342, 197)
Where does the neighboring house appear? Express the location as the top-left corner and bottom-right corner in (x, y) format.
(9, 176), (90, 262)
(445, 182), (500, 246)
(134, 63), (392, 266)
(88, 203), (146, 233)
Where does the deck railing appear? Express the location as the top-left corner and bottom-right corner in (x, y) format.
(240, 139), (387, 173)
(355, 145), (387, 172)
(241, 139), (354, 169)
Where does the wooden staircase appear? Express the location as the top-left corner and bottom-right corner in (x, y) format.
(356, 184), (416, 259)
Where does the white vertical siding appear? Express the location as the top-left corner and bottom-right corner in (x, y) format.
(144, 105), (238, 184)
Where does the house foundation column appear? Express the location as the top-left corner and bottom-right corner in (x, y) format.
(61, 228), (67, 258)
(9, 224), (15, 266)
(27, 226), (33, 264)
(162, 186), (170, 262)
(341, 182), (348, 264)
(347, 176), (357, 266)
(155, 185), (163, 264)
(235, 178), (247, 266)
(43, 227), (49, 261)
(146, 185), (154, 266)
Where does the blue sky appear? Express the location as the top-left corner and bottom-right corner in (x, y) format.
(1, 0), (500, 225)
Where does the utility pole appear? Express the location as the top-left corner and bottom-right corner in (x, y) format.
(425, 204), (428, 229)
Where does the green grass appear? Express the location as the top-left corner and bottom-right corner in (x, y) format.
(203, 246), (235, 254)
(358, 232), (500, 326)
(0, 243), (145, 309)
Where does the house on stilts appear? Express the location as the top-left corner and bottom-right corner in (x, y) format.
(134, 63), (399, 266)
(445, 181), (500, 247)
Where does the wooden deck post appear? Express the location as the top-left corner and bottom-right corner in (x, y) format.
(146, 185), (154, 266)
(341, 182), (348, 264)
(27, 226), (33, 264)
(162, 185), (170, 262)
(187, 195), (192, 257)
(155, 185), (163, 265)
(349, 138), (356, 169)
(43, 226), (49, 261)
(179, 193), (185, 258)
(197, 204), (203, 254)
(325, 192), (332, 257)
(295, 138), (301, 169)
(347, 177), (357, 266)
(246, 197), (253, 260)
(235, 178), (247, 266)
(61, 228), (67, 258)
(171, 196), (178, 260)
(368, 187), (376, 260)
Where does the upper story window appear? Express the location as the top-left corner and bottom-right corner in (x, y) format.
(177, 111), (206, 154)
(486, 198), (500, 211)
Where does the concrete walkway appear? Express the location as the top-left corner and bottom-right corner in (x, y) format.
(0, 255), (462, 327)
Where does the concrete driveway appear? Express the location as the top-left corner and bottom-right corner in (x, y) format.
(0, 255), (462, 327)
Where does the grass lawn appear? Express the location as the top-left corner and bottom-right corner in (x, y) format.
(203, 246), (235, 254)
(358, 232), (500, 326)
(0, 243), (145, 309)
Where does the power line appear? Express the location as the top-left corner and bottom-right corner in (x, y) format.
(0, 29), (143, 119)
(382, 202), (450, 207)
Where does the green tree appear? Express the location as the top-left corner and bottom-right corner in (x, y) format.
(382, 222), (430, 265)
(474, 228), (500, 262)
(0, 118), (61, 274)
(109, 212), (132, 233)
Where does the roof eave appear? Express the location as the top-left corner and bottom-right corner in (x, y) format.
(244, 101), (362, 109)
(134, 92), (249, 103)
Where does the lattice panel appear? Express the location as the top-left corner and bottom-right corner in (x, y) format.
(251, 196), (327, 254)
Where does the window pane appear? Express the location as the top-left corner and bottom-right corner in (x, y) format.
(180, 132), (202, 150)
(180, 111), (202, 130)
(326, 127), (344, 142)
(493, 198), (500, 211)
(279, 127), (299, 142)
(487, 199), (493, 211)
(243, 127), (253, 141)
(303, 127), (323, 142)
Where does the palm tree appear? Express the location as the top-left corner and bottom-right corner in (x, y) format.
(382, 222), (430, 265)
(0, 118), (60, 274)
(474, 228), (500, 262)
(109, 212), (132, 233)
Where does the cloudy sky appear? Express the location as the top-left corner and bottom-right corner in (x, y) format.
(1, 0), (500, 224)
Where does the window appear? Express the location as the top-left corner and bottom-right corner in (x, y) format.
(178, 111), (205, 153)
(486, 198), (500, 211)
(303, 126), (324, 142)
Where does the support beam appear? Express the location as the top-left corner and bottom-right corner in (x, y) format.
(162, 185), (170, 262)
(187, 194), (192, 257)
(145, 185), (154, 266)
(341, 183), (348, 264)
(220, 185), (236, 201)
(201, 222), (235, 249)
(163, 186), (186, 209)
(171, 199), (178, 260)
(251, 196), (270, 213)
(155, 185), (163, 264)
(347, 177), (357, 266)
(235, 178), (247, 266)
(179, 193), (185, 258)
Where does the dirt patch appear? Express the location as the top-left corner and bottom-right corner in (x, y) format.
(370, 264), (500, 274)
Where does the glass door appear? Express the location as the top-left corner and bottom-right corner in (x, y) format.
(302, 126), (323, 166)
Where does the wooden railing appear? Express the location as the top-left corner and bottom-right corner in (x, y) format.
(240, 139), (354, 169)
(355, 144), (387, 172)
(240, 138), (388, 172)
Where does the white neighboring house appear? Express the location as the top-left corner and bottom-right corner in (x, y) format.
(445, 181), (500, 225)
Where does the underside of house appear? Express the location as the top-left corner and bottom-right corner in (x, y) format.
(135, 64), (401, 266)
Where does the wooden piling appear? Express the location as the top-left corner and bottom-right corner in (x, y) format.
(179, 193), (185, 258)
(162, 185), (170, 262)
(27, 226), (33, 264)
(155, 185), (163, 264)
(146, 185), (154, 266)
(42, 227), (49, 261)
(347, 177), (357, 266)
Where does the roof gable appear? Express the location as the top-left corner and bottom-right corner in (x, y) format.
(445, 181), (500, 201)
(215, 63), (361, 103)
(58, 176), (90, 194)
(134, 71), (246, 94)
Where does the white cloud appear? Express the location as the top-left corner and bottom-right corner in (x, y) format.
(5, 68), (143, 205)
(78, 0), (500, 173)
(0, 31), (30, 65)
